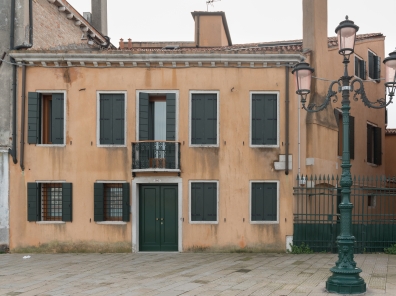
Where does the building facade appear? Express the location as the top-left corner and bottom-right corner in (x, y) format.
(7, 0), (387, 252)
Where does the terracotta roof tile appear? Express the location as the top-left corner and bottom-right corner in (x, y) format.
(113, 33), (383, 54)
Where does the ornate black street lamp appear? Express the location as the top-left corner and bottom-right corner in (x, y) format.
(292, 16), (396, 294)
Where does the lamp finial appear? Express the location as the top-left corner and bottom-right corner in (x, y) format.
(345, 15), (349, 20)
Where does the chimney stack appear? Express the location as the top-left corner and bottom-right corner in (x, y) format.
(91, 0), (108, 36)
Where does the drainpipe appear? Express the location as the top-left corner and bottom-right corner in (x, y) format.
(285, 66), (290, 175)
(20, 63), (26, 171)
(9, 0), (34, 166)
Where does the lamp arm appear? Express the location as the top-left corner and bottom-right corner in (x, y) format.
(302, 80), (341, 112)
(351, 78), (393, 109)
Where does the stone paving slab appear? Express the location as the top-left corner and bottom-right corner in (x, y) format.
(0, 253), (395, 295)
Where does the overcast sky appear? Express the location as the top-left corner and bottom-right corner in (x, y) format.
(68, 0), (396, 127)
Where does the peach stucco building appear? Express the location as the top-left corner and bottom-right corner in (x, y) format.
(7, 0), (387, 252)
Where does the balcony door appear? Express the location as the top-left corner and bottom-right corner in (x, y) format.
(139, 93), (176, 169)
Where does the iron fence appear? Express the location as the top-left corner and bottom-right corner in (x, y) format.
(293, 175), (396, 253)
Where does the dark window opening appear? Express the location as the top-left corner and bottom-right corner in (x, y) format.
(354, 56), (366, 80)
(368, 51), (381, 82)
(367, 124), (382, 165)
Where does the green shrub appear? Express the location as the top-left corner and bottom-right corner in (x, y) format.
(288, 242), (314, 254)
(384, 244), (396, 254)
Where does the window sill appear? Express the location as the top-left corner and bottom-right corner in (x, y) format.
(367, 162), (379, 167)
(189, 221), (218, 225)
(250, 145), (279, 148)
(96, 221), (127, 225)
(250, 221), (279, 225)
(36, 221), (66, 224)
(97, 145), (127, 148)
(189, 145), (219, 148)
(36, 144), (66, 147)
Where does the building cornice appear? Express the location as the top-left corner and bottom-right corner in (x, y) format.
(10, 52), (305, 68)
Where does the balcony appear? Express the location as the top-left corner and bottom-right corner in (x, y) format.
(132, 141), (181, 173)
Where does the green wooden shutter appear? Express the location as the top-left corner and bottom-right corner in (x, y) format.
(204, 94), (217, 144)
(94, 183), (104, 221)
(99, 94), (113, 145)
(361, 60), (366, 80)
(369, 51), (374, 79)
(28, 92), (40, 144)
(191, 182), (204, 221)
(375, 56), (381, 82)
(252, 94), (277, 145)
(27, 183), (39, 221)
(263, 183), (277, 221)
(251, 183), (263, 221)
(112, 94), (125, 145)
(374, 127), (382, 165)
(191, 94), (204, 144)
(354, 57), (359, 77)
(62, 183), (72, 222)
(251, 182), (277, 222)
(349, 116), (355, 160)
(367, 125), (373, 163)
(165, 93), (176, 169)
(122, 183), (130, 222)
(51, 93), (64, 144)
(139, 92), (149, 141)
(166, 93), (176, 141)
(203, 183), (217, 221)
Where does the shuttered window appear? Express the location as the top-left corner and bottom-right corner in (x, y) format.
(191, 94), (218, 145)
(99, 94), (125, 145)
(368, 51), (381, 82)
(94, 183), (130, 222)
(334, 110), (354, 159)
(27, 92), (65, 145)
(251, 93), (278, 146)
(27, 182), (72, 222)
(367, 124), (382, 165)
(251, 182), (278, 222)
(191, 182), (217, 222)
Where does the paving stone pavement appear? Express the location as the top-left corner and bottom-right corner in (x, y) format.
(0, 253), (395, 296)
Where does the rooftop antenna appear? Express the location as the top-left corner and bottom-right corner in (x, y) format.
(206, 0), (221, 11)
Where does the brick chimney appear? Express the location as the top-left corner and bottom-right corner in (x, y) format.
(91, 0), (108, 36)
(191, 11), (232, 47)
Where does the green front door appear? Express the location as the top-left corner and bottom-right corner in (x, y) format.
(139, 185), (178, 251)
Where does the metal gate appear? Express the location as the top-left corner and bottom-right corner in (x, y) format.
(293, 175), (396, 253)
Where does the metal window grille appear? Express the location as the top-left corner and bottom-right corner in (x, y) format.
(41, 183), (62, 221)
(104, 184), (123, 221)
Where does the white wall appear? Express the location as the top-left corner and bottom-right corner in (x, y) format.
(0, 151), (9, 249)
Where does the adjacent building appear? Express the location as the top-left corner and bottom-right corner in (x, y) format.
(6, 0), (388, 252)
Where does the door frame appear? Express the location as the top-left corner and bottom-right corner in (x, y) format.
(132, 176), (182, 252)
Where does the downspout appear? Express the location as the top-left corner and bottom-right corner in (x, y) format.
(10, 0), (34, 167)
(285, 66), (290, 175)
(20, 63), (26, 171)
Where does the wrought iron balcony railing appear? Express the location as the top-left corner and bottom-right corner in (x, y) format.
(132, 141), (181, 172)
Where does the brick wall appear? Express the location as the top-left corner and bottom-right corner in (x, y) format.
(32, 0), (99, 50)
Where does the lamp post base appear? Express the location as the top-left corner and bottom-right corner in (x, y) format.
(326, 269), (366, 294)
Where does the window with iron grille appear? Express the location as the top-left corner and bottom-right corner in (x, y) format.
(250, 181), (278, 223)
(94, 183), (130, 222)
(27, 182), (72, 222)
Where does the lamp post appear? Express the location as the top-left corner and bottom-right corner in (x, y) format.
(292, 16), (396, 294)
